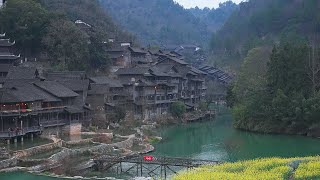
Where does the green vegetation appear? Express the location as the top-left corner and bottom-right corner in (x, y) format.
(0, 0), (134, 72)
(173, 156), (320, 180)
(210, 0), (320, 69)
(99, 0), (236, 46)
(230, 41), (320, 135)
(189, 1), (238, 33)
(170, 101), (186, 118)
(199, 101), (209, 112)
(147, 136), (161, 144)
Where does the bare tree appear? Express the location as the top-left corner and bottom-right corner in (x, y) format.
(307, 35), (320, 95)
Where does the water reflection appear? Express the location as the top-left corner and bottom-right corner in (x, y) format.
(153, 112), (320, 162)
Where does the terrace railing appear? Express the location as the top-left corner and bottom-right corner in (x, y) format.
(0, 106), (66, 117)
(0, 126), (42, 139)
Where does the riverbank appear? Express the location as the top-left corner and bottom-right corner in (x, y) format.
(173, 156), (320, 180)
(234, 120), (320, 139)
(0, 131), (154, 179)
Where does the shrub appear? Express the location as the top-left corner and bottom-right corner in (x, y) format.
(199, 101), (209, 111)
(170, 101), (186, 118)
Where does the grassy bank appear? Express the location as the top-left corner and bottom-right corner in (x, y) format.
(173, 156), (320, 180)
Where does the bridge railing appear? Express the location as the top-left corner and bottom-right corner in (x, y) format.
(95, 155), (220, 167)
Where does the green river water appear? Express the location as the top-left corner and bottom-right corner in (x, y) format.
(1, 109), (320, 179)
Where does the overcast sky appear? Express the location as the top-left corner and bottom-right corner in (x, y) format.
(174, 0), (243, 9)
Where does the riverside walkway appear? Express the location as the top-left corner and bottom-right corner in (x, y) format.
(94, 155), (221, 179)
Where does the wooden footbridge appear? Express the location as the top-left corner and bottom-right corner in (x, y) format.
(94, 155), (221, 179)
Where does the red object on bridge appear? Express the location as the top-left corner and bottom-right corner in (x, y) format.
(144, 156), (154, 161)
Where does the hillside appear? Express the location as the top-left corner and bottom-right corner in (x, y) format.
(189, 1), (238, 32)
(210, 0), (320, 68)
(99, 0), (237, 47)
(0, 0), (134, 72)
(225, 0), (320, 136)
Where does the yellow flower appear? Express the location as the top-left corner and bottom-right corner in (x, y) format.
(173, 156), (320, 180)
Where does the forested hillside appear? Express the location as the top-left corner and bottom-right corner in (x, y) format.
(226, 0), (320, 136)
(0, 0), (134, 72)
(99, 0), (237, 47)
(210, 0), (320, 68)
(189, 1), (238, 32)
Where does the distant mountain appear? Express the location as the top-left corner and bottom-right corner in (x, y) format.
(99, 0), (237, 47)
(210, 0), (320, 67)
(189, 1), (238, 32)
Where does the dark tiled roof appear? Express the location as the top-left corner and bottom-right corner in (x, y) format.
(108, 51), (124, 59)
(64, 106), (84, 114)
(129, 47), (147, 54)
(151, 64), (182, 78)
(0, 39), (15, 47)
(89, 76), (123, 88)
(135, 79), (155, 87)
(34, 81), (78, 98)
(7, 67), (38, 79)
(88, 83), (109, 95)
(0, 55), (20, 60)
(57, 79), (89, 92)
(45, 71), (87, 80)
(189, 66), (208, 75)
(149, 67), (170, 77)
(116, 67), (151, 75)
(1, 80), (61, 103)
(148, 49), (161, 55)
(158, 55), (188, 65)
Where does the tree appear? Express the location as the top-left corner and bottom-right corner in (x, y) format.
(0, 0), (49, 52)
(267, 43), (310, 96)
(42, 19), (89, 71)
(87, 31), (111, 72)
(170, 101), (186, 118)
(306, 39), (320, 95)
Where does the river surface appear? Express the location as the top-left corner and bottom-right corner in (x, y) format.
(1, 109), (320, 179)
(152, 112), (320, 161)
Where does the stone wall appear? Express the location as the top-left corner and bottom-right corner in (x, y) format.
(13, 139), (63, 159)
(63, 123), (82, 135)
(0, 158), (17, 170)
(41, 126), (63, 138)
(89, 135), (136, 154)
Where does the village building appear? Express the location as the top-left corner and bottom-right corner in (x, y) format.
(0, 37), (92, 141)
(0, 34), (20, 85)
(87, 76), (128, 126)
(112, 52), (207, 121)
(0, 33), (209, 140)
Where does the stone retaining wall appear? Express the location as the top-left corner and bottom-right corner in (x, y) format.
(13, 139), (63, 159)
(64, 138), (93, 146)
(89, 135), (136, 154)
(0, 158), (17, 170)
(63, 123), (82, 135)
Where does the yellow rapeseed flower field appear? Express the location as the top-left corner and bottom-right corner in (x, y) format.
(173, 156), (320, 180)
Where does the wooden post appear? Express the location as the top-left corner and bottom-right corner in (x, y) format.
(164, 165), (167, 179)
(140, 161), (142, 176)
(136, 163), (139, 176)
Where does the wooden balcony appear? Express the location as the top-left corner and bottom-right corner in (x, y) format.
(0, 126), (42, 139)
(0, 107), (66, 117)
